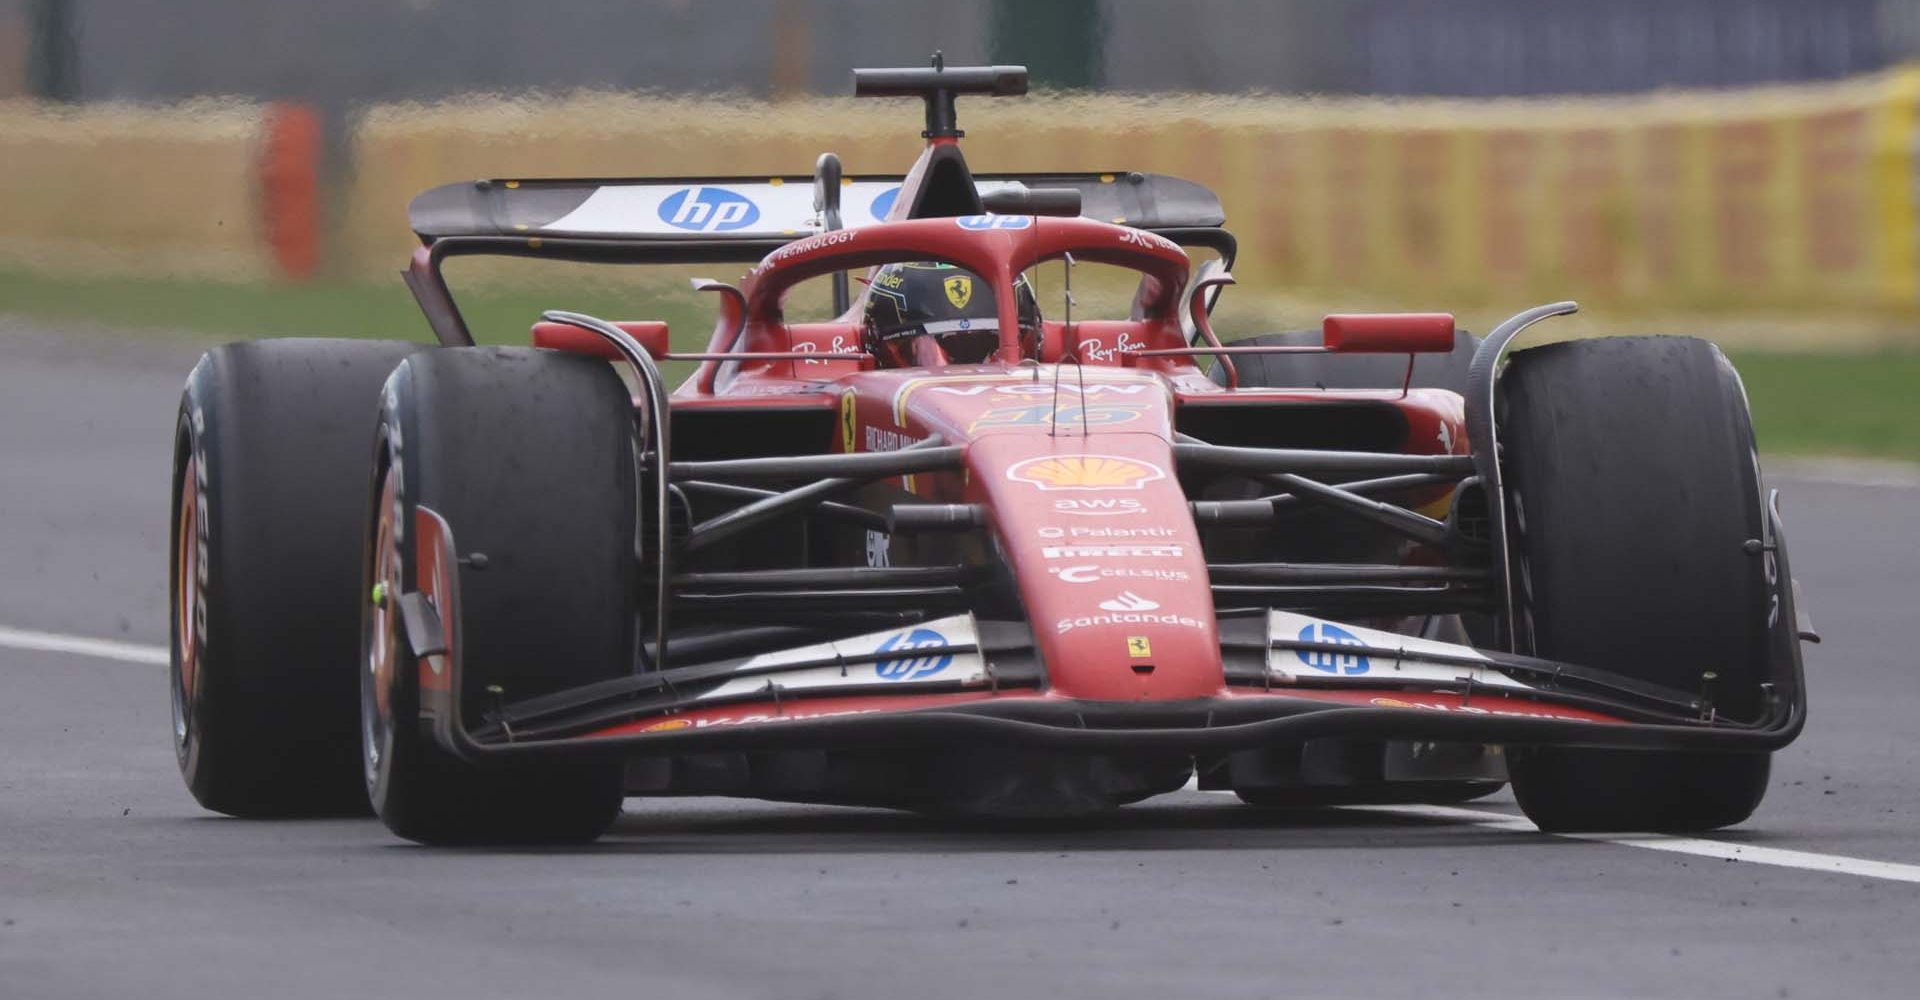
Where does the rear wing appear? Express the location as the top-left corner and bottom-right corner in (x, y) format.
(405, 171), (1234, 350)
(405, 59), (1237, 348)
(408, 172), (1226, 244)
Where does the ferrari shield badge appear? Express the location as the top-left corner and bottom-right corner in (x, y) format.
(944, 275), (973, 309)
(840, 390), (858, 451)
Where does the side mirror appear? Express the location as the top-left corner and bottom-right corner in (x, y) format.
(532, 320), (670, 360)
(1321, 313), (1456, 353)
(1186, 266), (1239, 386)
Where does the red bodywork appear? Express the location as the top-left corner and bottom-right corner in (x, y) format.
(394, 69), (1806, 821)
(514, 145), (1527, 735)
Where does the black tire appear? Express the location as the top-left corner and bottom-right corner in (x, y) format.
(1498, 336), (1772, 832)
(363, 347), (636, 846)
(171, 338), (422, 818)
(1215, 328), (1481, 392)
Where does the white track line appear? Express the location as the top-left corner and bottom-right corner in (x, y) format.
(1186, 781), (1920, 884)
(1357, 803), (1920, 884)
(0, 624), (168, 666)
(1769, 458), (1920, 489)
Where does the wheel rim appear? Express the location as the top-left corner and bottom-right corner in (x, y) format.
(361, 467), (402, 792)
(171, 452), (200, 755)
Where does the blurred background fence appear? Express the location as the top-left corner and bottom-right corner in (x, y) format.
(340, 78), (1920, 322)
(6, 0), (1920, 338)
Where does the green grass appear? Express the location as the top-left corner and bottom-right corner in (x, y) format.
(2, 268), (1914, 461)
(0, 267), (712, 346)
(0, 266), (720, 384)
(1729, 351), (1920, 462)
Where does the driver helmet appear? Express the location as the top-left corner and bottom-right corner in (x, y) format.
(863, 262), (1041, 367)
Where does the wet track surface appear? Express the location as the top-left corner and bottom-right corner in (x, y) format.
(2, 323), (1916, 999)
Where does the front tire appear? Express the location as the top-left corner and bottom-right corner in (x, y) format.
(362, 347), (637, 845)
(1498, 336), (1773, 832)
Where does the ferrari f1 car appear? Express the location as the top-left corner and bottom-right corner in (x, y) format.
(169, 60), (1810, 845)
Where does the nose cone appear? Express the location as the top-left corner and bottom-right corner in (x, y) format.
(972, 434), (1224, 700)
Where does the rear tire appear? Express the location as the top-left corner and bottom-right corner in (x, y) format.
(362, 347), (636, 846)
(1498, 336), (1772, 833)
(171, 338), (421, 817)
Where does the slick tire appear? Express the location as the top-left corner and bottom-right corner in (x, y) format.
(1498, 336), (1773, 833)
(363, 347), (636, 846)
(1213, 328), (1481, 392)
(171, 338), (423, 818)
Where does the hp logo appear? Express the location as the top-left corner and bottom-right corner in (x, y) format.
(1295, 622), (1371, 675)
(874, 628), (953, 681)
(956, 214), (1031, 231)
(658, 186), (760, 232)
(869, 186), (901, 220)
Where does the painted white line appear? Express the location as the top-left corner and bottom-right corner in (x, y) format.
(1768, 457), (1920, 490)
(1353, 803), (1920, 885)
(1181, 777), (1920, 885)
(1343, 801), (1536, 831)
(0, 624), (168, 666)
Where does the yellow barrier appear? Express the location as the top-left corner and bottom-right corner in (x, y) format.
(4, 67), (1917, 319)
(343, 69), (1920, 316)
(0, 100), (270, 280)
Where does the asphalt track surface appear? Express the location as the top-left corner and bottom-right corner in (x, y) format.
(2, 322), (1916, 999)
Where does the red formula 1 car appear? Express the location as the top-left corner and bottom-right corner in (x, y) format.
(169, 61), (1810, 844)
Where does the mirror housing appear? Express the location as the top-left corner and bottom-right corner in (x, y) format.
(1322, 313), (1456, 353)
(981, 184), (1083, 217)
(532, 320), (670, 360)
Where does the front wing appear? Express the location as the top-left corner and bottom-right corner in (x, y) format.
(399, 502), (1807, 767)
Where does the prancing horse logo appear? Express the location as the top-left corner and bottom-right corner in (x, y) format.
(944, 275), (972, 310)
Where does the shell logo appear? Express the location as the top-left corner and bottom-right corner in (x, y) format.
(1006, 455), (1166, 492)
(639, 717), (694, 732)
